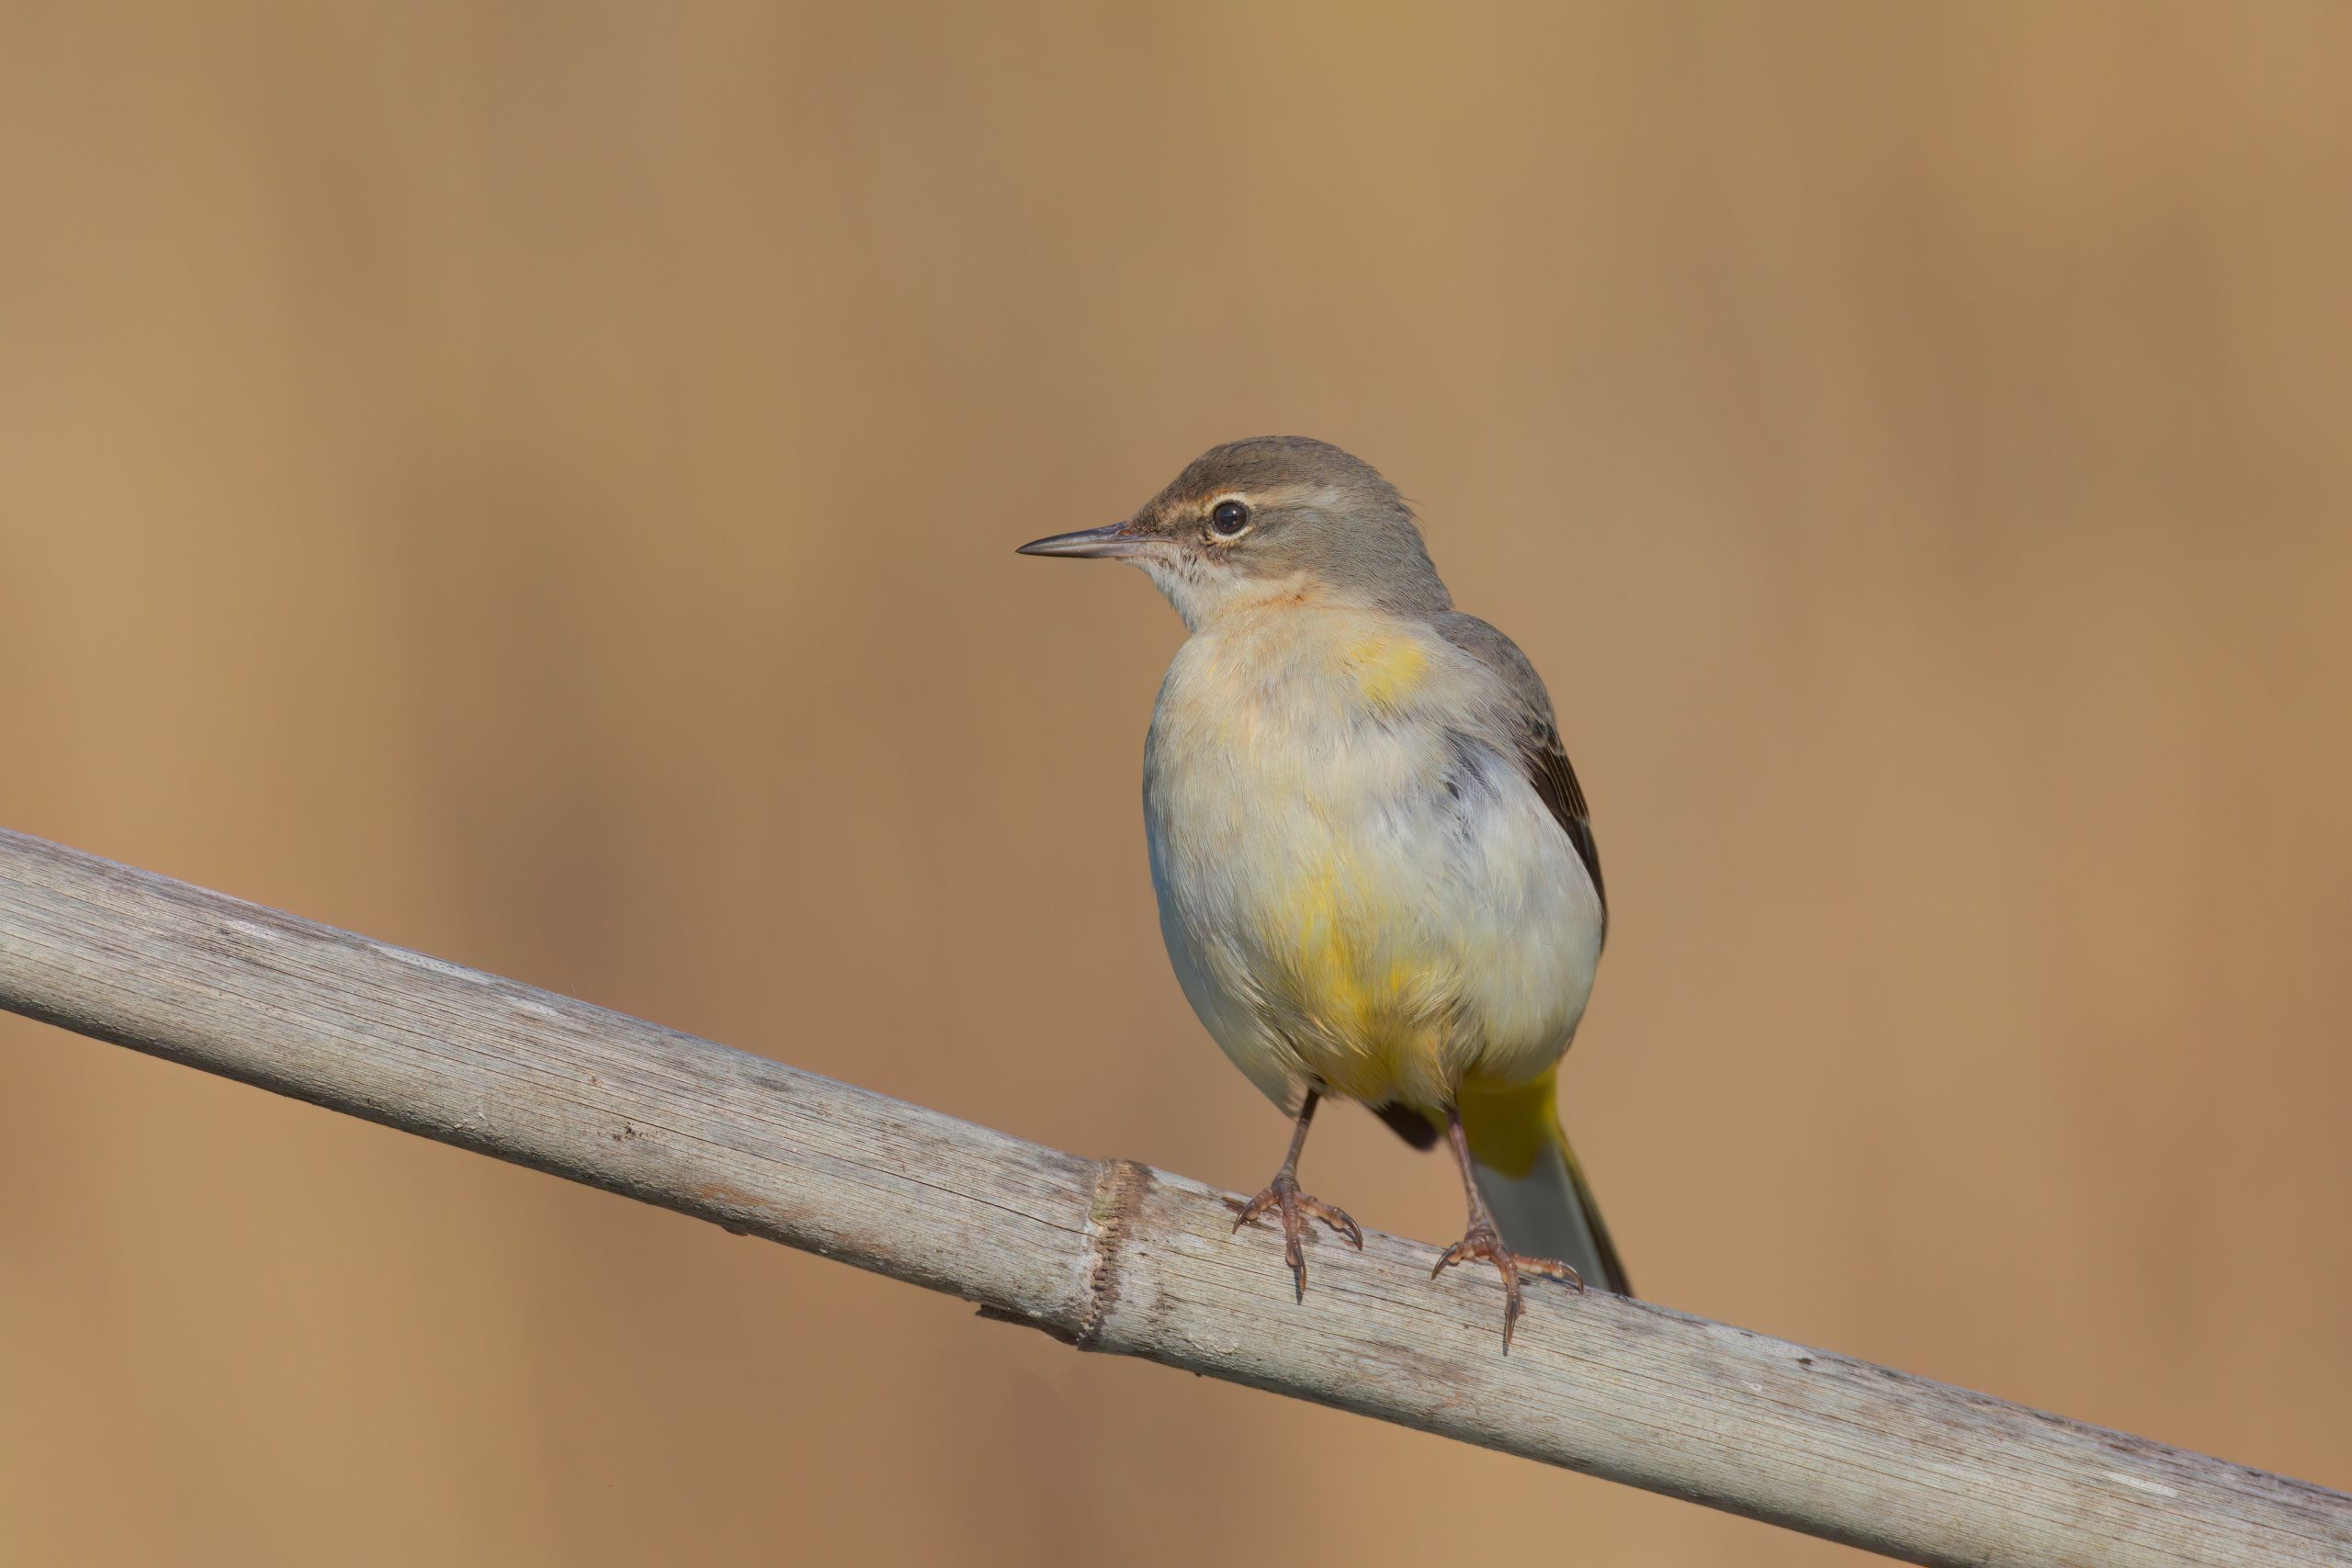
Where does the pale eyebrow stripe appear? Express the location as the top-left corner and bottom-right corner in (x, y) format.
(1212, 483), (1339, 511)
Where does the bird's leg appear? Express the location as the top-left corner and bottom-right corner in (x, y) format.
(1231, 1089), (1363, 1301)
(1431, 1107), (1584, 1351)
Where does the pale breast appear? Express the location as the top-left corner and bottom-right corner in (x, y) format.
(1143, 609), (1602, 1113)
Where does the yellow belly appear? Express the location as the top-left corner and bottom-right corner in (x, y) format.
(1144, 605), (1602, 1115)
(1263, 851), (1454, 1106)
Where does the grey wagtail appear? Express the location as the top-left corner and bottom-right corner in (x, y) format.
(1020, 436), (1626, 1347)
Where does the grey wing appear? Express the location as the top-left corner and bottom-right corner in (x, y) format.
(1433, 612), (1607, 936)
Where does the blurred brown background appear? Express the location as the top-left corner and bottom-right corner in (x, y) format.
(4, 3), (2348, 1563)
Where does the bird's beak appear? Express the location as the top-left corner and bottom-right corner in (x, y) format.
(1015, 520), (1152, 559)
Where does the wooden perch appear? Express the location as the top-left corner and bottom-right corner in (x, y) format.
(0, 825), (2344, 1567)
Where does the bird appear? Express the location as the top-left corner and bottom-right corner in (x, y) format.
(1018, 436), (1627, 1348)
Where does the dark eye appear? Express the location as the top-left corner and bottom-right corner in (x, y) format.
(1209, 500), (1250, 536)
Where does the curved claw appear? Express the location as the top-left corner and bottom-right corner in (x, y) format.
(1232, 1173), (1362, 1302)
(1431, 1222), (1584, 1352)
(1297, 1194), (1363, 1250)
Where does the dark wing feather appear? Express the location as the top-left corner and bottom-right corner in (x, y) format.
(1432, 613), (1607, 937)
(1372, 1101), (1442, 1149)
(1521, 709), (1607, 919)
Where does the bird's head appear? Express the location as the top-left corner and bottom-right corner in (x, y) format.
(1019, 436), (1452, 629)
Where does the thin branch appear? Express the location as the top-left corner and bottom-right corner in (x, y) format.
(0, 826), (2343, 1567)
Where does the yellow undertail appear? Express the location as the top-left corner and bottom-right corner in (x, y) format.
(1457, 1068), (1632, 1297)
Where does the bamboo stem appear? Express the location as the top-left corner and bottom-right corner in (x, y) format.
(1, 827), (2343, 1567)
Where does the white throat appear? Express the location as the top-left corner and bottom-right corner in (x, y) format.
(1135, 557), (1329, 633)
